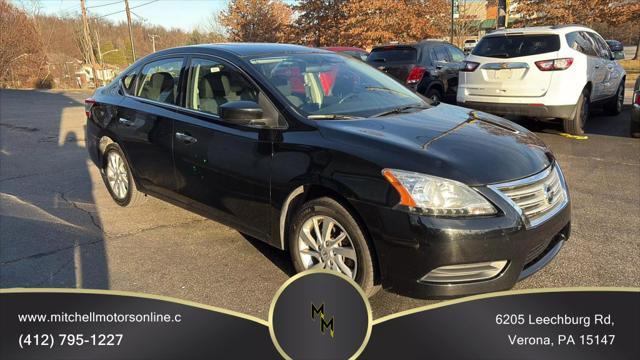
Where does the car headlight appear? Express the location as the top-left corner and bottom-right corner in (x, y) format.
(382, 169), (496, 216)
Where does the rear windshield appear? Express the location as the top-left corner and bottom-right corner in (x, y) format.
(367, 47), (417, 63)
(472, 34), (560, 58)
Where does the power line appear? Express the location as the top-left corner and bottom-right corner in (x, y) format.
(87, 0), (122, 9)
(91, 0), (159, 19)
(130, 0), (160, 11)
(94, 8), (126, 19)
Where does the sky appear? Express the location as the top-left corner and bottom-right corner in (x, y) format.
(18, 0), (297, 32)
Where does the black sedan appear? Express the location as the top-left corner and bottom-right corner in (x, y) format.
(85, 44), (570, 298)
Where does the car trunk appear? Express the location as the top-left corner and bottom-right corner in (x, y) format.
(367, 46), (418, 83)
(467, 34), (560, 98)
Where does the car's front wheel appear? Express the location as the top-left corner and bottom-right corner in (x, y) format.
(101, 143), (145, 207)
(289, 197), (378, 296)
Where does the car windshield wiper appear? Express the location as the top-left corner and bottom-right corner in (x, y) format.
(307, 114), (363, 120)
(372, 104), (430, 118)
(365, 86), (412, 97)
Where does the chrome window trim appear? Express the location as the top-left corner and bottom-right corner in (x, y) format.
(488, 164), (569, 229)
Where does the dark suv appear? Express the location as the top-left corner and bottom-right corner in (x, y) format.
(86, 44), (570, 299)
(367, 40), (466, 103)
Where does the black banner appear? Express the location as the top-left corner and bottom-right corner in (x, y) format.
(1, 273), (638, 359)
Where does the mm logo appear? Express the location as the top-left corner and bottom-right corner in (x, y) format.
(311, 303), (334, 338)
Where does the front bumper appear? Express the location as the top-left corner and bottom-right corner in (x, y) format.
(351, 181), (571, 299)
(459, 101), (575, 120)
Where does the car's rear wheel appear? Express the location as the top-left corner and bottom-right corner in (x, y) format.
(425, 88), (443, 103)
(563, 89), (589, 135)
(604, 82), (624, 116)
(102, 143), (145, 207)
(289, 197), (379, 296)
(631, 120), (640, 138)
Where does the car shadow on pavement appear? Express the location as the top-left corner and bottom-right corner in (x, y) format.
(240, 233), (295, 276)
(0, 89), (109, 289)
(506, 105), (634, 139)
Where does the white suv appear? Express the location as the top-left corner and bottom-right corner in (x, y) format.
(457, 25), (626, 135)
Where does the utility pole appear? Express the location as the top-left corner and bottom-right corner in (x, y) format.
(124, 0), (136, 62)
(149, 34), (159, 53)
(80, 0), (99, 88)
(450, 0), (455, 43)
(497, 0), (507, 29)
(95, 28), (102, 65)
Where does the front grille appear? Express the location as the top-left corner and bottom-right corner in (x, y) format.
(491, 165), (568, 228)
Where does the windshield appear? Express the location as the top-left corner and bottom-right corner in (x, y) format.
(249, 53), (427, 118)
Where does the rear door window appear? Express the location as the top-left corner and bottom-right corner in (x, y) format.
(367, 47), (417, 63)
(136, 57), (184, 105)
(121, 66), (140, 95)
(565, 31), (598, 57)
(472, 34), (560, 58)
(446, 45), (465, 62)
(586, 32), (612, 59)
(433, 46), (450, 62)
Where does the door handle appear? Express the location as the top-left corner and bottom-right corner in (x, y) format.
(118, 117), (134, 126)
(175, 132), (197, 144)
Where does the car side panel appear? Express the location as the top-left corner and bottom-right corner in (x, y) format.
(172, 109), (273, 240)
(113, 96), (177, 196)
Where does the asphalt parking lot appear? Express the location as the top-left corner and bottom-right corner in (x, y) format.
(1, 88), (638, 320)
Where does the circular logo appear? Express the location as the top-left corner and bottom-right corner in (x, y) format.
(269, 270), (372, 360)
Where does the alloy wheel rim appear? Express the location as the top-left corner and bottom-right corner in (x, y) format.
(297, 215), (358, 279)
(106, 151), (129, 200)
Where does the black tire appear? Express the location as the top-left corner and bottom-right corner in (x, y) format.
(563, 89), (589, 135)
(425, 88), (443, 103)
(631, 120), (640, 138)
(604, 82), (624, 116)
(289, 197), (379, 297)
(101, 143), (145, 207)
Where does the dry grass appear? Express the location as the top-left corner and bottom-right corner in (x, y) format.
(620, 59), (640, 72)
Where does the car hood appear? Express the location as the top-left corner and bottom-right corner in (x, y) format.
(316, 103), (551, 186)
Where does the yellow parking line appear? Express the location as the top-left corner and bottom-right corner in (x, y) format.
(542, 129), (589, 140)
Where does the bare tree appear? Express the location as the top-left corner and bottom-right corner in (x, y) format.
(0, 0), (48, 87)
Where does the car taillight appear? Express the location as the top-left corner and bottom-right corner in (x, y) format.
(461, 61), (480, 72)
(406, 66), (426, 84)
(84, 98), (96, 118)
(535, 58), (573, 71)
(634, 91), (640, 106)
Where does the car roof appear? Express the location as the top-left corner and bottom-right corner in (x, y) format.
(151, 43), (329, 58)
(486, 25), (594, 36)
(321, 46), (367, 52)
(371, 40), (449, 50)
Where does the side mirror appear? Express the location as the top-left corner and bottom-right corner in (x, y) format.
(219, 101), (264, 126)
